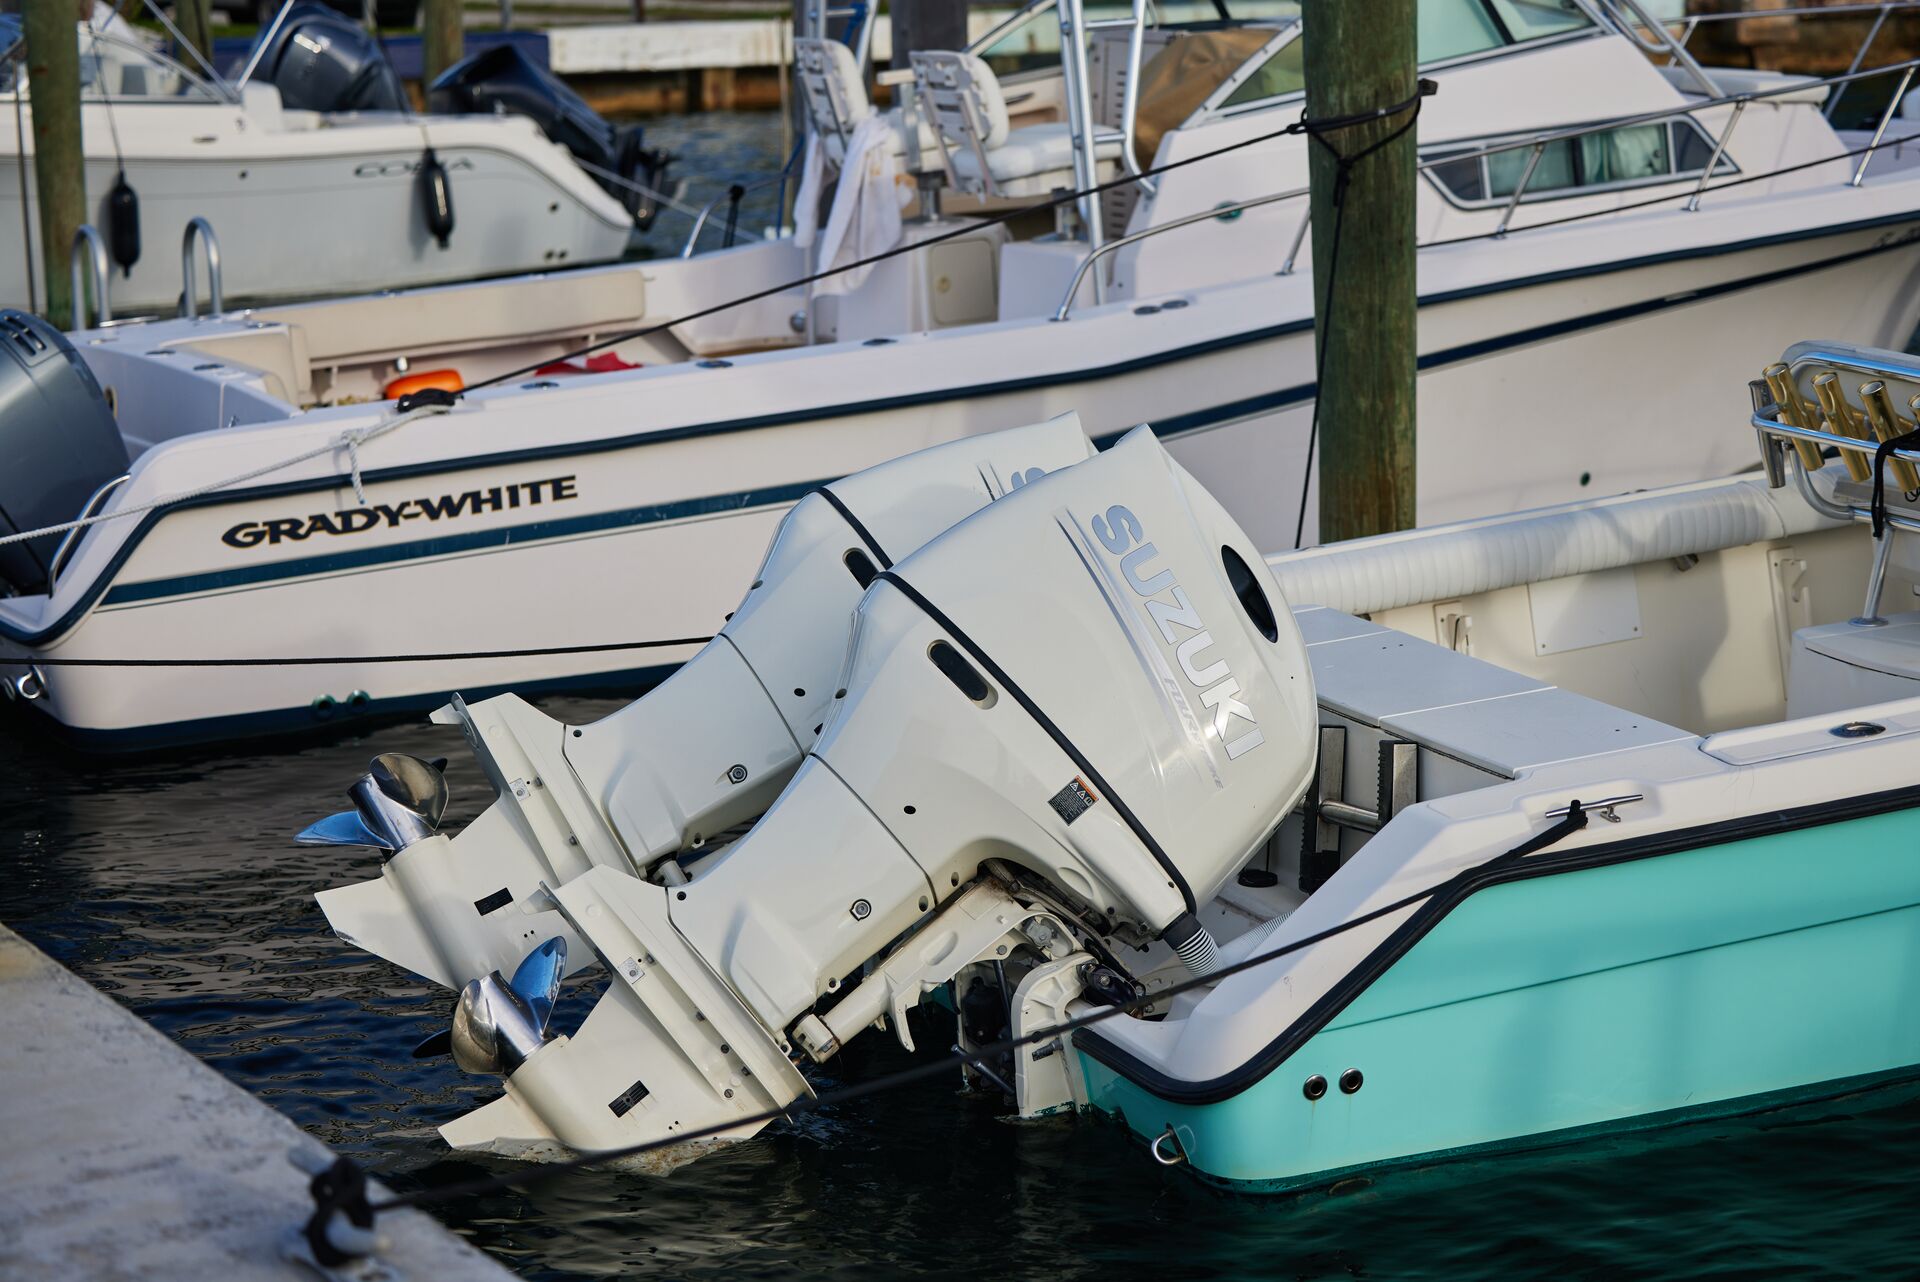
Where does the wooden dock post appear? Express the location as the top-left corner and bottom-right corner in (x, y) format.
(424, 0), (465, 84)
(24, 0), (85, 325)
(174, 0), (216, 71)
(1301, 0), (1418, 545)
(891, 0), (970, 72)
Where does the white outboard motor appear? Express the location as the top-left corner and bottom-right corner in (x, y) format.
(308, 416), (1095, 992)
(426, 426), (1318, 1162)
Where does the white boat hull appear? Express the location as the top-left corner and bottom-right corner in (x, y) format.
(0, 106), (635, 315)
(7, 214), (1920, 745)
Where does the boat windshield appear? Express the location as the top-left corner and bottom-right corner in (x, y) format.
(1422, 0), (1595, 61)
(77, 30), (223, 103)
(1216, 0), (1596, 114)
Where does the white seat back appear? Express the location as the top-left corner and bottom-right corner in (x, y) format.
(910, 49), (1013, 196)
(796, 37), (873, 161)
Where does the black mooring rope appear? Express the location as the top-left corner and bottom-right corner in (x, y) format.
(1292, 79), (1435, 551)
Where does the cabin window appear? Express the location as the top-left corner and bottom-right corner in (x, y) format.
(1423, 118), (1737, 208)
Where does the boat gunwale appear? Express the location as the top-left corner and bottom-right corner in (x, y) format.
(1073, 779), (1920, 1105)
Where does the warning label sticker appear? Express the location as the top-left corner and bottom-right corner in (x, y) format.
(1048, 777), (1098, 825)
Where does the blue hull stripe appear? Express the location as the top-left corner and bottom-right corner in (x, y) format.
(10, 212), (1920, 645)
(100, 479), (826, 607)
(2, 659), (683, 753)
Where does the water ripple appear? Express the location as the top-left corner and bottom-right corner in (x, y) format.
(7, 695), (1920, 1274)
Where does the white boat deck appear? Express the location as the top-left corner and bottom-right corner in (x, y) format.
(0, 923), (512, 1281)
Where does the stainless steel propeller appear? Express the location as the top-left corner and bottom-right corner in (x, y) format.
(296, 752), (450, 852)
(420, 937), (567, 1075)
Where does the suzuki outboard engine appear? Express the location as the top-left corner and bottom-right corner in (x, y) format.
(247, 3), (407, 114)
(346, 426), (1317, 1162)
(0, 311), (129, 596)
(310, 416), (1096, 992)
(429, 45), (671, 229)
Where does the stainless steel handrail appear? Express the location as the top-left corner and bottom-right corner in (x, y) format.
(1751, 403), (1920, 532)
(1588, 0), (1719, 96)
(1053, 184), (1308, 320)
(47, 472), (129, 589)
(1417, 48), (1920, 227)
(1060, 48), (1920, 322)
(1854, 63), (1916, 185)
(180, 216), (222, 318)
(1594, 0), (1920, 121)
(1491, 142), (1545, 238)
(1752, 408), (1920, 474)
(680, 173), (787, 258)
(1752, 395), (1920, 621)
(1056, 46), (1920, 321)
(1827, 3), (1890, 119)
(1686, 98), (1744, 211)
(70, 224), (111, 330)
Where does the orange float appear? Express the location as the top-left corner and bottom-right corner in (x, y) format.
(383, 368), (465, 400)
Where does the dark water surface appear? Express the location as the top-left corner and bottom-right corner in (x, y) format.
(5, 695), (1920, 1280)
(626, 110), (794, 260)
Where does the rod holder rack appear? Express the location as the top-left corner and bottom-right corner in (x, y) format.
(1750, 358), (1920, 625)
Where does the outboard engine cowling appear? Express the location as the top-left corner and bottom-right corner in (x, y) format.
(310, 415), (1097, 993)
(248, 3), (407, 114)
(411, 426), (1319, 1163)
(0, 310), (128, 596)
(429, 45), (671, 228)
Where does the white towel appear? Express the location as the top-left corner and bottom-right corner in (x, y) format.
(811, 114), (912, 297)
(793, 134), (826, 250)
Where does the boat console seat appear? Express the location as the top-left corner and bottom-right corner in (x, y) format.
(250, 268), (648, 378)
(1294, 606), (1692, 815)
(911, 49), (1122, 199)
(1789, 611), (1920, 717)
(795, 37), (936, 168)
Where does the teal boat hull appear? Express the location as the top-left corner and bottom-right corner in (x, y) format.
(1079, 802), (1920, 1188)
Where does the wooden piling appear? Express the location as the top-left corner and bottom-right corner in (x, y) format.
(24, 0), (85, 325)
(174, 0), (216, 73)
(891, 0), (970, 71)
(424, 0), (465, 84)
(1302, 0), (1418, 545)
